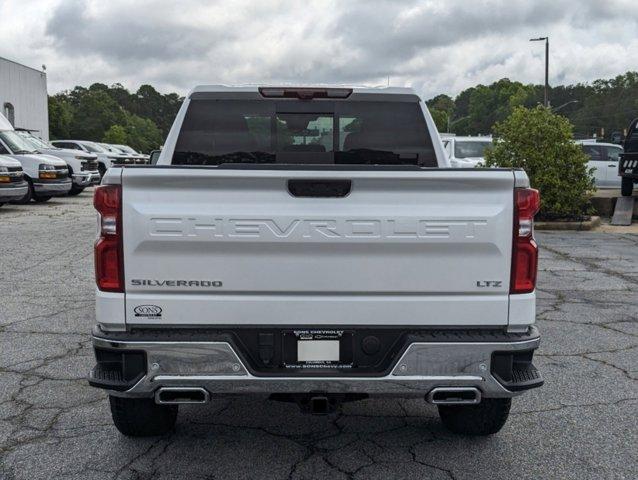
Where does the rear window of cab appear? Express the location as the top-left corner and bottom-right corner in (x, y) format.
(172, 99), (437, 167)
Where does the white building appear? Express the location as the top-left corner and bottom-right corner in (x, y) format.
(0, 56), (49, 140)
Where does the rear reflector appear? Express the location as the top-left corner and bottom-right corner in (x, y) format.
(511, 188), (540, 294)
(258, 87), (352, 99)
(94, 185), (123, 292)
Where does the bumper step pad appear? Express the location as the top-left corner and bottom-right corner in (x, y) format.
(491, 349), (543, 392)
(88, 351), (146, 391)
(90, 363), (126, 389)
(499, 362), (543, 391)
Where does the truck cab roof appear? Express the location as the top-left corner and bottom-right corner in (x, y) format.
(187, 85), (420, 100)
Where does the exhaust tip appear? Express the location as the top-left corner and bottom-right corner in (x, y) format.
(427, 387), (481, 405)
(155, 387), (209, 405)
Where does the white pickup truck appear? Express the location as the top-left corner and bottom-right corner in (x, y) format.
(16, 131), (100, 195)
(89, 86), (543, 437)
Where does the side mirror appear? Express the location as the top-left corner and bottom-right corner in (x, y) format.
(149, 150), (161, 165)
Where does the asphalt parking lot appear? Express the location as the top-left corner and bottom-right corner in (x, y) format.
(1, 191), (637, 480)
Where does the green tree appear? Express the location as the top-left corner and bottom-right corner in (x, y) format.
(48, 95), (73, 139)
(103, 124), (128, 144)
(67, 87), (127, 140)
(464, 79), (533, 135)
(484, 106), (594, 219)
(123, 114), (163, 153)
(567, 72), (638, 139)
(429, 108), (448, 132)
(130, 85), (183, 136)
(49, 83), (182, 148)
(427, 94), (456, 132)
(427, 94), (455, 115)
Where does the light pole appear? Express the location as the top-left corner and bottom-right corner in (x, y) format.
(442, 112), (469, 133)
(530, 37), (549, 107)
(552, 100), (579, 113)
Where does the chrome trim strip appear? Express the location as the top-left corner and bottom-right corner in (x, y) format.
(391, 338), (540, 376)
(92, 335), (539, 399)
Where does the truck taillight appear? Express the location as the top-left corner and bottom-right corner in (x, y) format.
(511, 188), (540, 294)
(94, 185), (123, 292)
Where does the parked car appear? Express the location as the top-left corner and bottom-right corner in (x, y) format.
(89, 86), (542, 437)
(99, 143), (149, 164)
(110, 144), (150, 162)
(0, 114), (71, 202)
(0, 156), (28, 207)
(443, 136), (493, 168)
(619, 118), (638, 196)
(16, 131), (100, 195)
(577, 140), (623, 189)
(50, 140), (133, 178)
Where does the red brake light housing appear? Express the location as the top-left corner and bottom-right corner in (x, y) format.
(511, 188), (540, 294)
(94, 185), (123, 292)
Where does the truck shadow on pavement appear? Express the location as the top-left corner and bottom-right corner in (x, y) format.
(109, 396), (474, 479)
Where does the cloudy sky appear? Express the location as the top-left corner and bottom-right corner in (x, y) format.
(1, 0), (637, 99)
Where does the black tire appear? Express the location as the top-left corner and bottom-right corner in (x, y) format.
(33, 195), (52, 203)
(109, 395), (178, 437)
(13, 180), (33, 204)
(68, 185), (85, 196)
(98, 163), (107, 180)
(438, 398), (511, 436)
(0, 203), (4, 207)
(621, 177), (634, 197)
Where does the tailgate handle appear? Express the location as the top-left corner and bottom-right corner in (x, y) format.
(288, 179), (351, 198)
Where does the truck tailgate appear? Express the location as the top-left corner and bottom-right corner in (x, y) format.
(122, 168), (514, 326)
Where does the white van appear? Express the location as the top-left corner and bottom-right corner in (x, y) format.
(0, 156), (28, 207)
(0, 114), (71, 202)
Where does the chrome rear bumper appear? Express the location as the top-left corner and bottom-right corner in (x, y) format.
(91, 330), (541, 399)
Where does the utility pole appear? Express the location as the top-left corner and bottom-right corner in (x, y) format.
(530, 37), (549, 107)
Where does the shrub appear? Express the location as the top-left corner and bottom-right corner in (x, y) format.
(484, 106), (595, 219)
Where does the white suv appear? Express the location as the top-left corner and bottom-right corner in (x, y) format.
(577, 140), (623, 188)
(443, 136), (493, 168)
